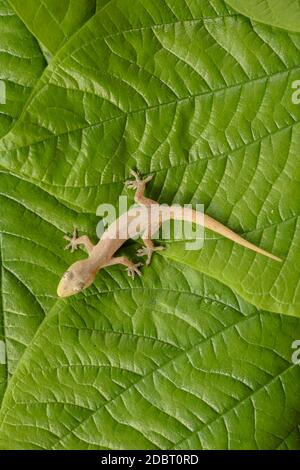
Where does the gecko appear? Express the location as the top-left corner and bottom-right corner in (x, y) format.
(57, 170), (282, 297)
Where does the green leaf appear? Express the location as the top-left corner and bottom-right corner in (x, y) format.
(0, 0), (97, 140)
(224, 0), (300, 33)
(0, 0), (299, 315)
(96, 0), (112, 11)
(0, 0), (104, 404)
(0, 0), (300, 449)
(0, 0), (46, 138)
(0, 170), (99, 403)
(0, 256), (299, 449)
(8, 0), (97, 56)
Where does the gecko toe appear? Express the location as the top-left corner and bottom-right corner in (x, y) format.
(125, 180), (138, 190)
(126, 170), (154, 190)
(126, 262), (143, 278)
(136, 247), (147, 257)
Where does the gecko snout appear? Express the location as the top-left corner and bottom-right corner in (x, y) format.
(57, 260), (96, 298)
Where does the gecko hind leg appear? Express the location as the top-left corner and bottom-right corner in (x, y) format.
(64, 228), (94, 255)
(105, 256), (143, 278)
(137, 238), (164, 266)
(125, 170), (156, 206)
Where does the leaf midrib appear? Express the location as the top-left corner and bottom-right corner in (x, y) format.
(0, 235), (7, 403)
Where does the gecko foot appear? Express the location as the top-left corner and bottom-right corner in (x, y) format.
(64, 228), (79, 253)
(125, 170), (153, 190)
(137, 245), (164, 266)
(126, 262), (143, 278)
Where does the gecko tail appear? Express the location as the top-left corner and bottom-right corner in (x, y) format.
(203, 214), (282, 262)
(169, 206), (282, 262)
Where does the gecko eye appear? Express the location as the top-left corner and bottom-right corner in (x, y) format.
(74, 282), (85, 293)
(63, 271), (73, 280)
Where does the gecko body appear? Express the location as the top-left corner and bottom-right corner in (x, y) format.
(57, 171), (281, 297)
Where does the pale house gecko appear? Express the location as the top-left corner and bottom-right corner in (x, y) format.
(57, 171), (282, 297)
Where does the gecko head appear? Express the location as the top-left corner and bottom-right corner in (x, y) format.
(57, 260), (96, 298)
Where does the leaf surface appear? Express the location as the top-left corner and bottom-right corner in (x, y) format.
(0, 256), (299, 449)
(0, 0), (299, 315)
(0, 0), (46, 138)
(96, 0), (112, 10)
(0, 0), (106, 405)
(224, 0), (300, 33)
(8, 0), (97, 56)
(0, 0), (299, 449)
(0, 170), (98, 403)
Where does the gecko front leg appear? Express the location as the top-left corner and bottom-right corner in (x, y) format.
(126, 170), (164, 265)
(64, 228), (95, 254)
(125, 170), (157, 206)
(105, 256), (143, 278)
